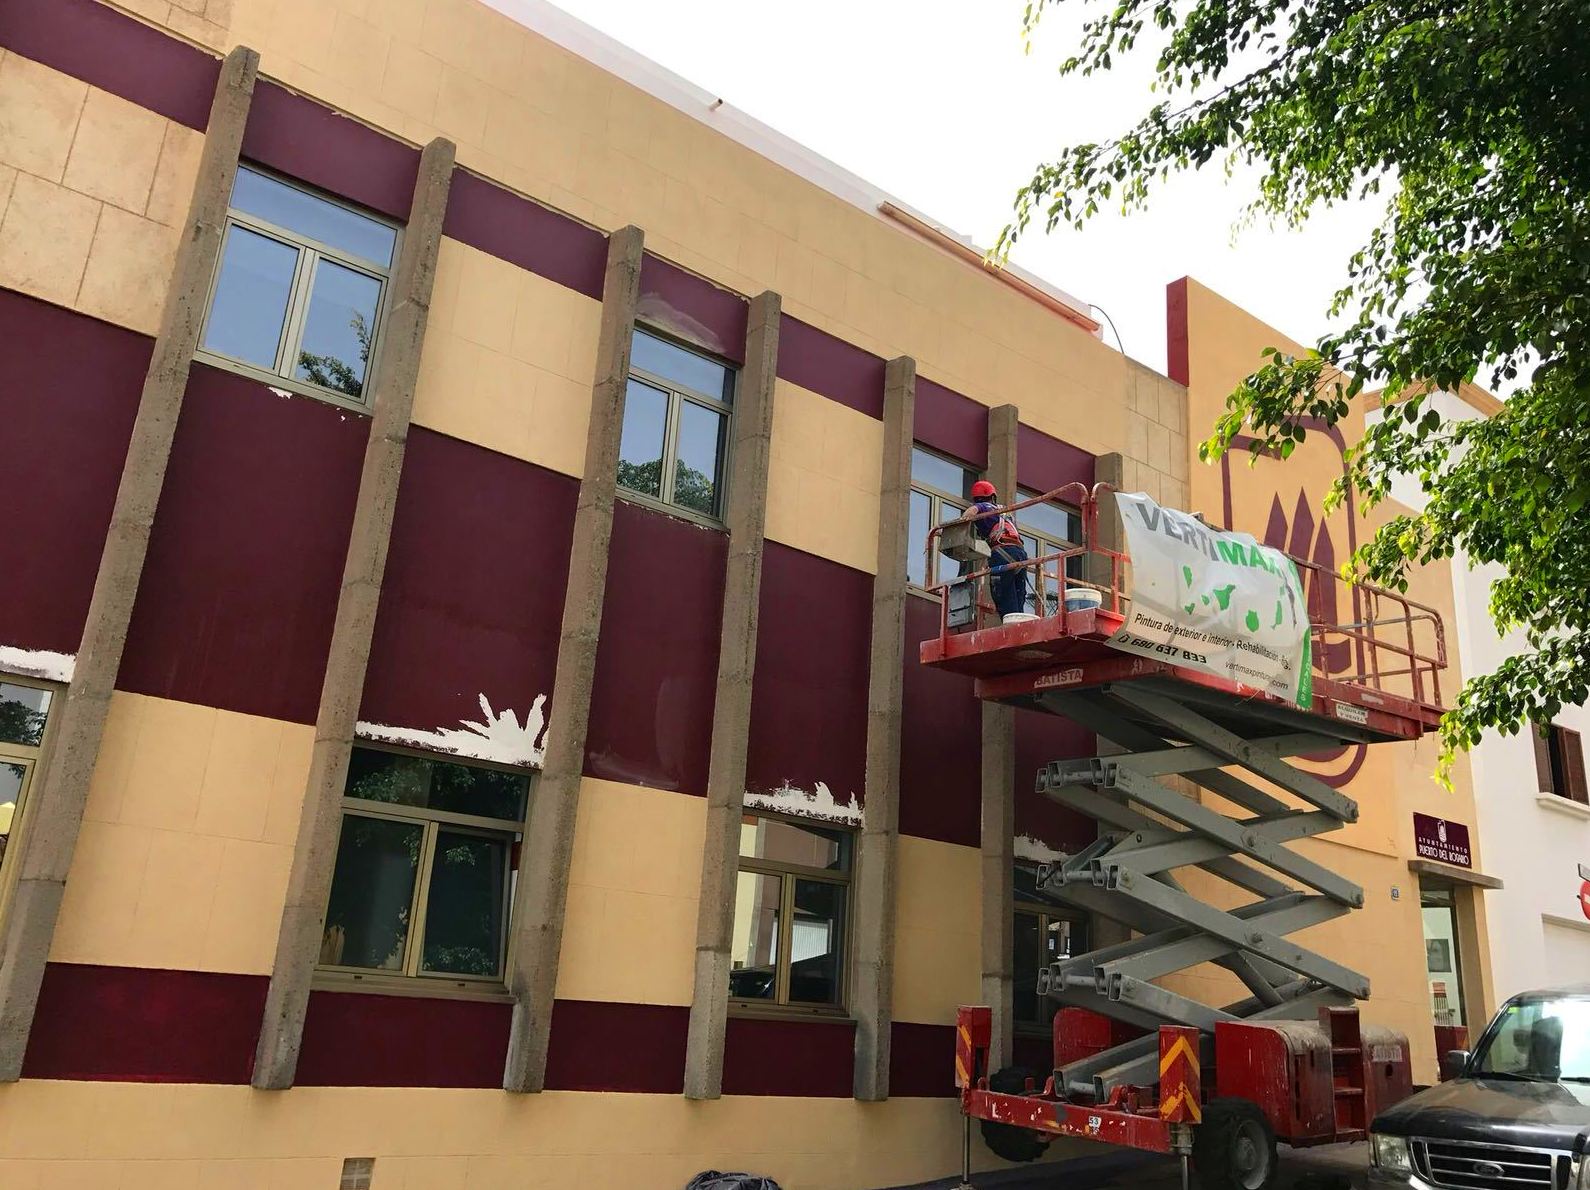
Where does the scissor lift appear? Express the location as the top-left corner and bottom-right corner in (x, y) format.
(922, 484), (1445, 1189)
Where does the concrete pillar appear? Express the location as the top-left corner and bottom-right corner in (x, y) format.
(683, 291), (782, 1101)
(502, 226), (645, 1094)
(252, 136), (457, 1090)
(0, 47), (261, 1083)
(1088, 452), (1132, 949)
(980, 404), (1019, 1069)
(852, 356), (916, 1101)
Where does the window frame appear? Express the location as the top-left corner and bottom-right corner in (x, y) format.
(195, 164), (400, 415)
(617, 326), (736, 528)
(0, 675), (60, 935)
(1535, 722), (1588, 804)
(1012, 894), (1089, 1035)
(907, 446), (977, 597)
(730, 810), (854, 1018)
(314, 742), (531, 996)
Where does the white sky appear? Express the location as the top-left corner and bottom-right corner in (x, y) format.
(546, 0), (1388, 377)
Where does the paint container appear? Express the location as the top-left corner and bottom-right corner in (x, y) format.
(1064, 587), (1104, 613)
(1001, 612), (1039, 625)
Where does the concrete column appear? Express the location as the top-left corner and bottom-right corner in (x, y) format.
(682, 292), (782, 1101)
(0, 47), (261, 1083)
(1088, 452), (1132, 950)
(252, 136), (457, 1090)
(502, 226), (645, 1093)
(980, 404), (1019, 1070)
(852, 356), (916, 1101)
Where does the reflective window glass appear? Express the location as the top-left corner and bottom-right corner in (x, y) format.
(730, 871), (781, 1000)
(0, 683), (51, 748)
(421, 831), (509, 978)
(202, 225), (298, 369)
(0, 761), (25, 871)
(322, 815), (422, 971)
(907, 489), (932, 588)
(911, 447), (973, 498)
(617, 378), (670, 499)
(632, 329), (732, 402)
(344, 748), (527, 823)
(739, 816), (848, 871)
(232, 167), (396, 266)
(674, 401), (726, 516)
(789, 878), (845, 1005)
(1013, 912), (1042, 1024)
(294, 259), (381, 399)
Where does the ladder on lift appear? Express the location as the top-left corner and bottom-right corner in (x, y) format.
(922, 483), (1447, 1107)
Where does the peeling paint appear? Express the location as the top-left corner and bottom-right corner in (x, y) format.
(268, 386), (293, 399)
(1015, 834), (1069, 863)
(743, 780), (862, 826)
(0, 645), (76, 684)
(357, 693), (548, 769)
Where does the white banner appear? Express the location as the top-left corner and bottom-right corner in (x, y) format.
(1108, 493), (1313, 707)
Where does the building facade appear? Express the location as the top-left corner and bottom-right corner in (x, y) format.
(0, 1), (1493, 1186)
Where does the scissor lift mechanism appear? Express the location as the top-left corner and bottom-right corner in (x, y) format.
(922, 484), (1446, 1187)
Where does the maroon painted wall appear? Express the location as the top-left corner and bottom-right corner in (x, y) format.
(890, 1021), (957, 1097)
(0, 293), (145, 656)
(898, 596), (981, 845)
(915, 377), (989, 471)
(583, 499), (726, 793)
(745, 545), (870, 810)
(117, 364), (367, 724)
(22, 963), (264, 1083)
(723, 1015), (856, 1097)
(443, 170), (607, 301)
(544, 1000), (688, 1094)
(1017, 423), (1095, 497)
(639, 255), (748, 363)
(296, 989), (511, 1088)
(777, 315), (885, 419)
(359, 430), (576, 737)
(1015, 714), (1097, 854)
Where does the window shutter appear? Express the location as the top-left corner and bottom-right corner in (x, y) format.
(1534, 724), (1556, 794)
(1559, 727), (1588, 804)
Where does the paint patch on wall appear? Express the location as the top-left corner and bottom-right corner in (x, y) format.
(743, 780), (862, 826)
(356, 693), (547, 768)
(0, 646), (76, 684)
(1015, 834), (1068, 864)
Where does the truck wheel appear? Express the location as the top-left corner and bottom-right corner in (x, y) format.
(1192, 1098), (1277, 1190)
(978, 1066), (1051, 1164)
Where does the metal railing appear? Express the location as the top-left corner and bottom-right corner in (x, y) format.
(924, 484), (1448, 708)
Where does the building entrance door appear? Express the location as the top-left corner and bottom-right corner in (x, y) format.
(1421, 881), (1469, 1063)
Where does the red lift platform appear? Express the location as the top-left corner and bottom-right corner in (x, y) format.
(924, 484), (1444, 1190)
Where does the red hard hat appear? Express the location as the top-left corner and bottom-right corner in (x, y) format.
(970, 480), (997, 499)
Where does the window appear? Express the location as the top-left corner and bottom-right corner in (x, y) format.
(1013, 863), (1089, 1032)
(199, 165), (398, 408)
(908, 447), (977, 589)
(730, 814), (852, 1010)
(318, 747), (531, 986)
(1015, 488), (1084, 615)
(1534, 723), (1587, 803)
(1420, 883), (1466, 1029)
(0, 679), (54, 895)
(618, 328), (734, 519)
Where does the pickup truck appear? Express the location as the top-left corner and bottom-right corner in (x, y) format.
(1370, 986), (1590, 1189)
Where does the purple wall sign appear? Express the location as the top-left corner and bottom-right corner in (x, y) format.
(1413, 813), (1472, 869)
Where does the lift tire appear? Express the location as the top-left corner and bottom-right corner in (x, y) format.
(1192, 1098), (1278, 1190)
(978, 1066), (1051, 1164)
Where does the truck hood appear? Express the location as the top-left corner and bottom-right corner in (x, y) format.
(1374, 1077), (1590, 1150)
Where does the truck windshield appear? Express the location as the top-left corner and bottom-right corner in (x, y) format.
(1472, 996), (1590, 1082)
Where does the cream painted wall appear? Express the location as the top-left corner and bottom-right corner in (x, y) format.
(765, 379), (884, 574)
(0, 50), (200, 335)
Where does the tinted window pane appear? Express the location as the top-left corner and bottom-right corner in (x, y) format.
(939, 500), (968, 586)
(739, 816), (848, 870)
(674, 401), (725, 515)
(789, 878), (844, 1005)
(907, 490), (931, 587)
(632, 329), (731, 402)
(344, 749), (527, 823)
(911, 447), (972, 498)
(617, 378), (669, 498)
(421, 831), (508, 977)
(0, 683), (51, 747)
(730, 871), (781, 1000)
(232, 167), (396, 266)
(294, 259), (380, 399)
(202, 225), (297, 368)
(322, 815), (422, 970)
(0, 760), (25, 873)
(1015, 494), (1081, 546)
(1013, 912), (1041, 1024)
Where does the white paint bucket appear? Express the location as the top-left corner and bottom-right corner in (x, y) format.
(1064, 587), (1104, 612)
(1002, 612), (1040, 625)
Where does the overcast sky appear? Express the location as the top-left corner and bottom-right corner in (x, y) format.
(546, 0), (1386, 377)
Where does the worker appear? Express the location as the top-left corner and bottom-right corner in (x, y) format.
(969, 480), (1028, 619)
